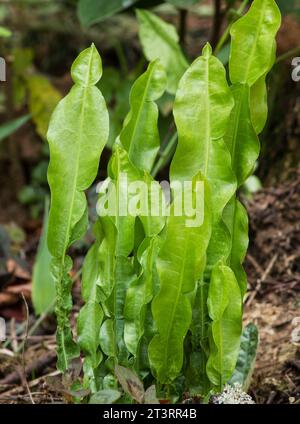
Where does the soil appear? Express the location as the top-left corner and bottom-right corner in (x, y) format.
(244, 169), (300, 404)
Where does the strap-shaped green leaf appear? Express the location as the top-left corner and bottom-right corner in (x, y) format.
(77, 221), (111, 380)
(223, 199), (249, 296)
(102, 145), (165, 255)
(149, 173), (212, 383)
(187, 279), (211, 395)
(124, 236), (161, 357)
(77, 301), (103, 370)
(120, 60), (166, 173)
(108, 59), (167, 363)
(225, 84), (259, 188)
(97, 59), (167, 366)
(136, 9), (188, 94)
(170, 43), (235, 223)
(100, 255), (137, 367)
(229, 0), (281, 86)
(225, 5), (280, 296)
(32, 197), (55, 315)
(169, 44), (235, 390)
(249, 42), (276, 134)
(207, 262), (242, 390)
(47, 44), (109, 371)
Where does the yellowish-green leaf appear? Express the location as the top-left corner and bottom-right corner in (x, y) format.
(207, 262), (242, 390)
(120, 60), (166, 173)
(229, 0), (281, 86)
(136, 9), (188, 94)
(27, 74), (62, 139)
(149, 173), (211, 383)
(47, 44), (109, 371)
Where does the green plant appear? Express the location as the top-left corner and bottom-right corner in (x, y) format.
(78, 0), (201, 27)
(32, 197), (56, 315)
(47, 0), (281, 401)
(0, 114), (30, 144)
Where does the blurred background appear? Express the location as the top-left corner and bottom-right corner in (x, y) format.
(0, 0), (299, 404)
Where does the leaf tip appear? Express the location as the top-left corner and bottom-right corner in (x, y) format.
(71, 44), (103, 87)
(202, 42), (212, 58)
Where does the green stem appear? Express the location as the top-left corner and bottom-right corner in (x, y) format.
(151, 132), (177, 178)
(276, 45), (300, 64)
(214, 0), (249, 54)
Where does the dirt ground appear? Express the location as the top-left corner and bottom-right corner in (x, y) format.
(245, 170), (300, 404)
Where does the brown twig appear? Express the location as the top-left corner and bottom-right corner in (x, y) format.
(210, 0), (223, 49)
(21, 293), (35, 404)
(247, 253), (278, 305)
(0, 370), (60, 398)
(0, 349), (56, 386)
(179, 8), (188, 47)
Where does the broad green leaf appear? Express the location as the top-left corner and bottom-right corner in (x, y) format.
(27, 74), (62, 139)
(120, 60), (166, 173)
(149, 173), (212, 383)
(225, 84), (260, 188)
(136, 9), (188, 94)
(32, 197), (55, 315)
(229, 323), (259, 391)
(78, 0), (138, 27)
(89, 389), (121, 404)
(47, 44), (109, 371)
(229, 0), (281, 86)
(77, 301), (103, 368)
(207, 262), (242, 390)
(48, 44), (108, 258)
(0, 115), (30, 143)
(171, 43), (235, 223)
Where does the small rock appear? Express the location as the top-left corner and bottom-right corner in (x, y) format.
(212, 383), (255, 404)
